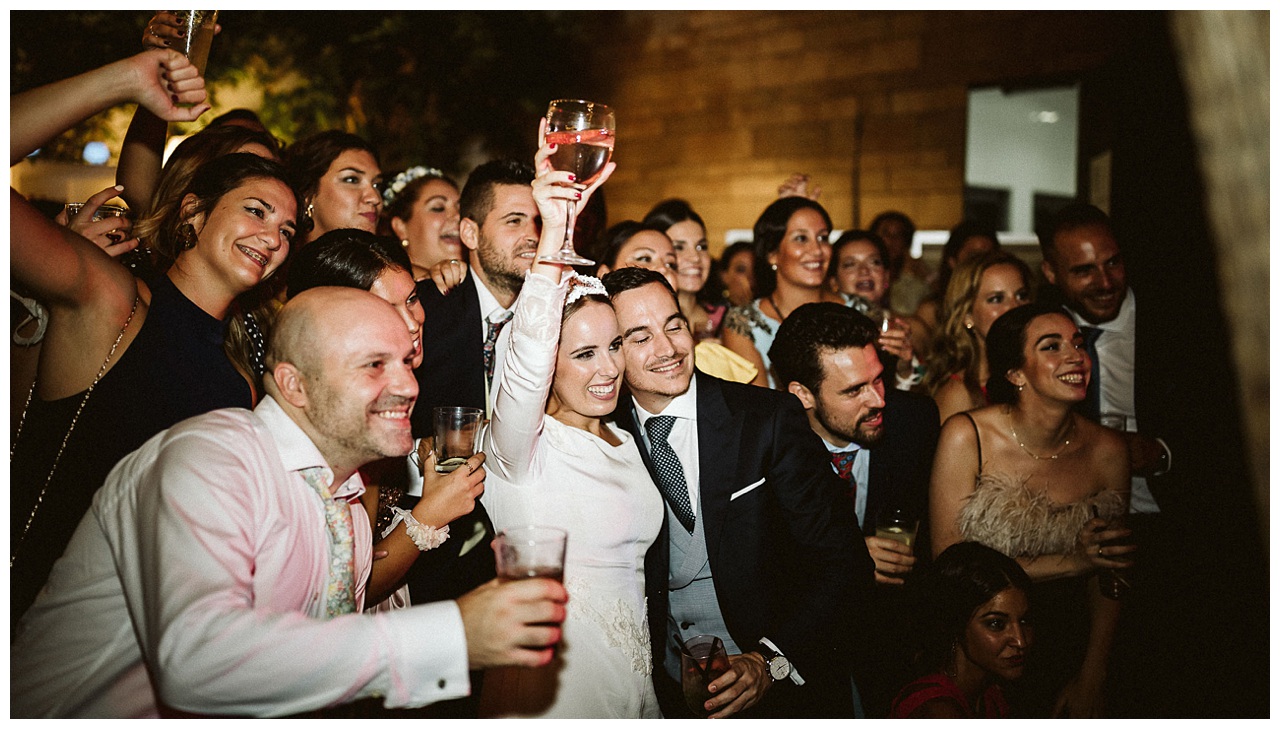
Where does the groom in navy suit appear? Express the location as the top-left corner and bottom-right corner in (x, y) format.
(769, 302), (939, 717)
(604, 267), (872, 719)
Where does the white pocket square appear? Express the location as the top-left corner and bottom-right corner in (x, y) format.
(729, 477), (766, 501)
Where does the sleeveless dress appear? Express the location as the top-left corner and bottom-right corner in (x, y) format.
(890, 673), (1010, 718)
(954, 413), (1125, 717)
(11, 276), (251, 624)
(478, 271), (664, 718)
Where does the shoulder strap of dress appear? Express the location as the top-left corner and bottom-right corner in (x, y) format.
(961, 411), (982, 468)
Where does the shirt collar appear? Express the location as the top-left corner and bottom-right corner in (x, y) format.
(632, 375), (699, 428)
(1067, 287), (1136, 334)
(254, 395), (365, 502)
(473, 273), (511, 323)
(822, 439), (861, 455)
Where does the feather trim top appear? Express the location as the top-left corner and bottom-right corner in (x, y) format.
(957, 471), (1126, 558)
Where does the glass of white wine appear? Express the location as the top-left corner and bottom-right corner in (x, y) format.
(540, 99), (615, 266)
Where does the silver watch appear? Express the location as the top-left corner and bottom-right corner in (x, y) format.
(757, 640), (791, 682)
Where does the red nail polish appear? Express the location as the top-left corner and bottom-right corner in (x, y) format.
(568, 173), (576, 182)
(575, 192), (582, 200)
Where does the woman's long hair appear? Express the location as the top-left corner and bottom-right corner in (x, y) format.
(134, 124), (281, 267)
(923, 251), (1031, 397)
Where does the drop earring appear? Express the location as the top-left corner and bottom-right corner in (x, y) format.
(177, 222), (197, 250)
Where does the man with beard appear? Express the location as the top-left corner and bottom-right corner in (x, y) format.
(603, 267), (871, 719)
(769, 302), (940, 717)
(360, 159), (540, 716)
(11, 288), (568, 717)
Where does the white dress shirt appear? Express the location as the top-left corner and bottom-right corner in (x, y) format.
(1066, 289), (1162, 513)
(12, 396), (469, 718)
(474, 274), (515, 417)
(632, 376), (702, 518)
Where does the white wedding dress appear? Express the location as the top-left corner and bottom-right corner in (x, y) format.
(477, 271), (663, 719)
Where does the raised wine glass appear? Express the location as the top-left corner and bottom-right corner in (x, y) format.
(540, 99), (615, 266)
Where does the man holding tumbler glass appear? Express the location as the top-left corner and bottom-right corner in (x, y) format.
(12, 289), (566, 718)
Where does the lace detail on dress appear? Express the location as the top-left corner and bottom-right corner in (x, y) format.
(724, 303), (773, 343)
(957, 471), (1126, 557)
(566, 574), (652, 676)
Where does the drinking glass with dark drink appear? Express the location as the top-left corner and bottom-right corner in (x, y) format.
(540, 99), (615, 266)
(174, 11), (219, 76)
(679, 634), (730, 717)
(492, 526), (567, 583)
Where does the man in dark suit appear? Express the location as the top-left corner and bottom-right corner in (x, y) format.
(768, 302), (940, 717)
(1038, 203), (1264, 716)
(398, 159), (538, 716)
(603, 267), (872, 719)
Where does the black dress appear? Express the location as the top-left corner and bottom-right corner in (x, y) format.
(11, 276), (252, 626)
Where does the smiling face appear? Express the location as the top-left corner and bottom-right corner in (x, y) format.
(968, 263), (1031, 339)
(303, 295), (419, 475)
(1043, 223), (1128, 325)
(834, 239), (891, 306)
(1009, 312), (1090, 403)
(464, 183), (539, 302)
(183, 177), (296, 296)
(769, 207), (832, 291)
(958, 587), (1032, 682)
(610, 230), (679, 291)
(667, 220), (711, 294)
(392, 178), (462, 269)
(367, 267), (425, 369)
(612, 281), (695, 413)
(549, 301), (625, 426)
(309, 149), (382, 238)
(799, 344), (886, 448)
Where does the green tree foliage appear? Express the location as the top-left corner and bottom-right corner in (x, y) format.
(12, 11), (608, 175)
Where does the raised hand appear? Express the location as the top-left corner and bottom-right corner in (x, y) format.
(56, 185), (139, 259)
(127, 49), (211, 123)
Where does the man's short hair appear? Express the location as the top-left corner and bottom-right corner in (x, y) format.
(770, 302), (880, 393)
(601, 265), (678, 303)
(459, 158), (535, 225)
(1039, 203), (1114, 265)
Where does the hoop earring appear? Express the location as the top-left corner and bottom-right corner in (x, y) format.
(177, 223), (198, 251)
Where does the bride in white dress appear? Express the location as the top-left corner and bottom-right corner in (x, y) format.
(477, 126), (663, 718)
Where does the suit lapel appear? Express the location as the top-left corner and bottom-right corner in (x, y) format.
(695, 373), (740, 564)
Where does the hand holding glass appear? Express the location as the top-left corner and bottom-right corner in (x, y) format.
(680, 634), (730, 718)
(433, 406), (483, 473)
(875, 507), (919, 550)
(540, 99), (615, 266)
(492, 526), (567, 582)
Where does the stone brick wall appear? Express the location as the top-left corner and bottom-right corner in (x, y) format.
(591, 10), (1128, 253)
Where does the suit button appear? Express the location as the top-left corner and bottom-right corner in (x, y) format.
(438, 678), (447, 689)
(680, 621), (694, 630)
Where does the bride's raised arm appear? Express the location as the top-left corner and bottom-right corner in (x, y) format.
(482, 122), (615, 485)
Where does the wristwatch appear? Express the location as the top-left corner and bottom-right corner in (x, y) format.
(756, 639), (791, 682)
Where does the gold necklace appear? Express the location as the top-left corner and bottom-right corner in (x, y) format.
(11, 296), (138, 567)
(1007, 409), (1074, 461)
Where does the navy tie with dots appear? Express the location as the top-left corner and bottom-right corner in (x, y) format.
(645, 415), (696, 534)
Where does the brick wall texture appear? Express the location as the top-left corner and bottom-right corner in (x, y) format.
(591, 10), (1127, 253)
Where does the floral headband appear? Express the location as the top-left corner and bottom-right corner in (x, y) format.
(382, 165), (447, 208)
(566, 273), (608, 305)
